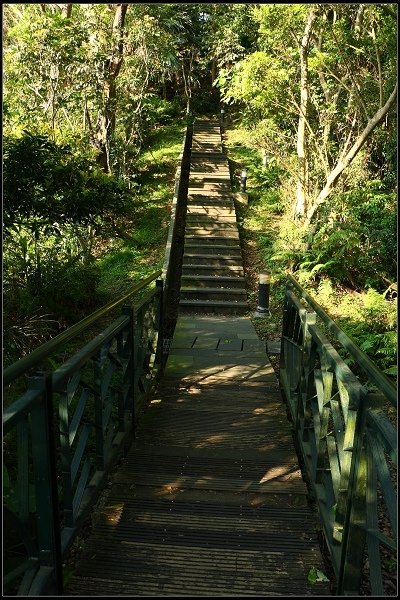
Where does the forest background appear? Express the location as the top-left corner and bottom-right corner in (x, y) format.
(3, 3), (397, 379)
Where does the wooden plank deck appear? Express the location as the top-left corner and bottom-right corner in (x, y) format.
(65, 316), (331, 596)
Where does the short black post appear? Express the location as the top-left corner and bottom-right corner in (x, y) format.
(220, 108), (225, 125)
(254, 270), (271, 318)
(240, 168), (247, 192)
(262, 151), (268, 168)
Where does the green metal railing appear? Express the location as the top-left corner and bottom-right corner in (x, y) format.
(3, 271), (164, 595)
(279, 274), (397, 595)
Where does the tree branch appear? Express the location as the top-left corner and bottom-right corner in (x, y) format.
(377, 4), (397, 20)
(306, 82), (397, 224)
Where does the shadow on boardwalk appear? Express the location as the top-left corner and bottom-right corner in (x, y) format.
(65, 316), (331, 596)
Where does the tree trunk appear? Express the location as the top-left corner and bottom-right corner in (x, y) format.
(211, 58), (216, 84)
(60, 4), (72, 18)
(182, 50), (195, 116)
(95, 3), (128, 173)
(294, 8), (317, 219)
(305, 83), (397, 225)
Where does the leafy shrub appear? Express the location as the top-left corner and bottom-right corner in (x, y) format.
(311, 281), (397, 374)
(3, 132), (131, 234)
(304, 181), (397, 289)
(3, 312), (58, 367)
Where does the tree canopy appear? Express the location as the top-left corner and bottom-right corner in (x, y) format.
(3, 3), (397, 364)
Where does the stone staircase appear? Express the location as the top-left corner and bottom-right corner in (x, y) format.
(179, 121), (248, 313)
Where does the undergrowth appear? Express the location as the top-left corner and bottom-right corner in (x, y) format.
(223, 125), (397, 383)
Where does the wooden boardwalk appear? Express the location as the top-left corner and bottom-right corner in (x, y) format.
(65, 316), (330, 596)
(65, 121), (330, 596)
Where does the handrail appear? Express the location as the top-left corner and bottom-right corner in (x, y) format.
(280, 274), (397, 595)
(3, 269), (162, 385)
(4, 277), (164, 595)
(286, 273), (397, 406)
(162, 126), (189, 284)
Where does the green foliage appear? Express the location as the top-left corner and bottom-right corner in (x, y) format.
(3, 312), (58, 367)
(310, 280), (397, 373)
(307, 567), (330, 584)
(3, 132), (131, 233)
(300, 180), (397, 289)
(3, 119), (181, 366)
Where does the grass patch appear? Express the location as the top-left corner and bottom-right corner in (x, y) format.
(96, 121), (185, 301)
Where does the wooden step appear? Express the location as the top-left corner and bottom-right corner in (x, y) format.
(179, 299), (248, 313)
(182, 265), (244, 277)
(180, 288), (247, 302)
(192, 134), (222, 140)
(188, 183), (231, 191)
(181, 275), (246, 289)
(190, 155), (226, 162)
(184, 244), (241, 256)
(190, 160), (229, 168)
(186, 206), (236, 217)
(187, 200), (234, 209)
(187, 189), (233, 203)
(191, 144), (223, 152)
(186, 216), (237, 224)
(185, 226), (238, 236)
(189, 172), (230, 180)
(183, 255), (243, 267)
(190, 167), (230, 176)
(184, 235), (239, 245)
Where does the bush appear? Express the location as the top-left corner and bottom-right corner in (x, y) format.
(303, 181), (397, 289)
(3, 132), (132, 233)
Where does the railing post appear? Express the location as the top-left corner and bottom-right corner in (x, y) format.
(132, 306), (140, 437)
(120, 305), (135, 430)
(94, 349), (106, 471)
(155, 279), (165, 373)
(279, 288), (290, 372)
(297, 309), (317, 439)
(28, 373), (63, 595)
(337, 388), (368, 595)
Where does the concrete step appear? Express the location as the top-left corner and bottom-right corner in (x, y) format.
(181, 275), (246, 289)
(180, 288), (247, 302)
(179, 299), (248, 314)
(182, 265), (244, 277)
(184, 244), (242, 256)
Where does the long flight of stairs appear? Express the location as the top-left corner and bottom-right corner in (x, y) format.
(179, 120), (248, 313)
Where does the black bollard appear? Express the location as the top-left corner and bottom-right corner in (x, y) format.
(240, 168), (247, 192)
(220, 108), (225, 125)
(254, 270), (271, 318)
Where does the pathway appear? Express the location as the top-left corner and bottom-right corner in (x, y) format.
(64, 121), (330, 596)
